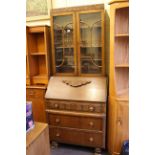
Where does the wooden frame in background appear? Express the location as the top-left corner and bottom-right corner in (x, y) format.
(26, 0), (52, 21)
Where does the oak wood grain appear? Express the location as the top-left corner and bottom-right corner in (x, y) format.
(108, 1), (129, 154)
(26, 122), (50, 155)
(45, 76), (107, 102)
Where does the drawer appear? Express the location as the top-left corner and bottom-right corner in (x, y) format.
(46, 100), (106, 113)
(49, 126), (105, 148)
(27, 88), (45, 99)
(48, 113), (105, 131)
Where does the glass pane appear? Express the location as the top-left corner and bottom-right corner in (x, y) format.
(53, 15), (75, 73)
(80, 12), (102, 74)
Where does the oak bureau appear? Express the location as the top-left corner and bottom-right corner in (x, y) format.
(45, 76), (107, 154)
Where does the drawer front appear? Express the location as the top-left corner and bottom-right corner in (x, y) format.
(48, 113), (105, 131)
(46, 100), (106, 113)
(49, 127), (105, 148)
(26, 88), (45, 99)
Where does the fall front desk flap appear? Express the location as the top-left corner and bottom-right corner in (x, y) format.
(45, 76), (107, 102)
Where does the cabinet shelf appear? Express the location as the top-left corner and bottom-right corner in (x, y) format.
(80, 45), (102, 48)
(115, 64), (129, 68)
(81, 65), (102, 74)
(81, 65), (102, 68)
(81, 59), (102, 61)
(116, 88), (129, 101)
(56, 65), (75, 68)
(55, 46), (74, 49)
(28, 26), (45, 33)
(56, 66), (75, 74)
(56, 57), (74, 62)
(32, 74), (48, 79)
(115, 34), (129, 37)
(54, 28), (74, 31)
(30, 52), (46, 56)
(80, 26), (101, 29)
(81, 56), (102, 61)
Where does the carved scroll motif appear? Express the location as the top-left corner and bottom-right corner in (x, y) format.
(62, 80), (91, 87)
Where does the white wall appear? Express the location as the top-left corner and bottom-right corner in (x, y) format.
(53, 0), (105, 8)
(26, 0), (110, 26)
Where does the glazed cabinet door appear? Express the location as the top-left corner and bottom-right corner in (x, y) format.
(51, 12), (77, 75)
(77, 10), (105, 76)
(114, 101), (129, 154)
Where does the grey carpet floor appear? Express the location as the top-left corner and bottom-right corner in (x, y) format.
(51, 143), (109, 155)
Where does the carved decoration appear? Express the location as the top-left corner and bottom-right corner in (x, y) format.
(62, 80), (91, 87)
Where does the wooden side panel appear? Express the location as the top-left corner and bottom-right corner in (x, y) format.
(115, 7), (129, 34)
(37, 33), (45, 53)
(115, 37), (129, 65)
(26, 27), (31, 85)
(114, 101), (129, 154)
(109, 4), (116, 96)
(26, 123), (50, 155)
(38, 56), (47, 74)
(107, 96), (117, 154)
(26, 88), (47, 123)
(115, 67), (129, 96)
(44, 26), (51, 78)
(108, 97), (129, 155)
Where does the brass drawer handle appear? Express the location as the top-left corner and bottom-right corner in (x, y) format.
(89, 121), (94, 127)
(56, 133), (60, 137)
(54, 103), (59, 108)
(117, 119), (122, 126)
(55, 118), (60, 123)
(89, 106), (95, 112)
(89, 137), (94, 142)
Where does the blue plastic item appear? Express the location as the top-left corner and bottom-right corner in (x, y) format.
(120, 140), (129, 155)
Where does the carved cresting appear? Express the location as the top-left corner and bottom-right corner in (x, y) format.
(62, 80), (91, 87)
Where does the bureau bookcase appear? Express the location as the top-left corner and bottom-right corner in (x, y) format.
(45, 4), (107, 155)
(26, 26), (51, 123)
(108, 0), (129, 155)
